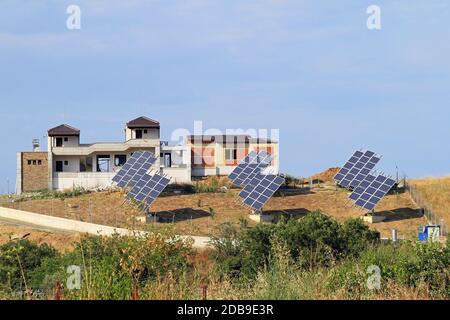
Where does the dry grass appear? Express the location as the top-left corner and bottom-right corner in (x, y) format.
(0, 223), (81, 252)
(1, 182), (427, 239)
(410, 176), (450, 226)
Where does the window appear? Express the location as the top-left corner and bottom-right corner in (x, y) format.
(38, 160), (42, 165)
(225, 149), (237, 161)
(56, 137), (63, 147)
(144, 130), (148, 134)
(64, 161), (69, 166)
(32, 160), (37, 165)
(135, 130), (143, 139)
(163, 153), (172, 168)
(64, 137), (69, 142)
(56, 161), (63, 172)
(97, 155), (111, 172)
(28, 160), (32, 165)
(114, 155), (127, 167)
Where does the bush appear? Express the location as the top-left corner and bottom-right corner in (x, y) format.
(212, 211), (383, 278)
(59, 233), (193, 299)
(0, 240), (59, 292)
(341, 218), (379, 256)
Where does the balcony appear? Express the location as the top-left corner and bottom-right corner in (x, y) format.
(52, 140), (160, 156)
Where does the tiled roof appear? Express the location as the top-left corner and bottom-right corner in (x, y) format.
(126, 116), (160, 128)
(48, 124), (80, 136)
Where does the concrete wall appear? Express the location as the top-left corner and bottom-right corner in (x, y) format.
(50, 135), (79, 148)
(161, 167), (191, 183)
(16, 153), (22, 195)
(53, 155), (80, 173)
(0, 207), (211, 248)
(53, 172), (116, 191)
(21, 152), (49, 192)
(125, 127), (159, 140)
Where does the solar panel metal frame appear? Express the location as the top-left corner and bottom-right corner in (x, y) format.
(335, 150), (381, 188)
(229, 151), (274, 187)
(238, 174), (285, 211)
(114, 151), (157, 188)
(128, 172), (171, 211)
(350, 174), (396, 211)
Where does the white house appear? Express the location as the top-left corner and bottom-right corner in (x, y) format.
(16, 116), (279, 193)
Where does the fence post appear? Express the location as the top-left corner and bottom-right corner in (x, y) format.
(132, 284), (139, 301)
(202, 285), (208, 300)
(54, 281), (62, 300)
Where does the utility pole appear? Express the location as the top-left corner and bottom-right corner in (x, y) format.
(7, 179), (10, 195)
(396, 166), (399, 184)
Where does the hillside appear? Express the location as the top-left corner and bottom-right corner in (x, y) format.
(410, 176), (450, 228)
(1, 178), (427, 239)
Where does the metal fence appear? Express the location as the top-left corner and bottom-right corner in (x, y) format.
(404, 181), (447, 236)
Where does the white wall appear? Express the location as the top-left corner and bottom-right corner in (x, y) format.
(161, 167), (191, 184)
(53, 172), (116, 191)
(51, 136), (79, 148)
(53, 156), (80, 173)
(125, 128), (159, 140)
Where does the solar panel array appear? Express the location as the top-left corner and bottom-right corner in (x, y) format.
(335, 149), (397, 212)
(128, 173), (171, 210)
(349, 174), (396, 211)
(228, 151), (273, 187)
(239, 174), (285, 210)
(334, 150), (380, 188)
(228, 150), (284, 211)
(112, 150), (171, 212)
(112, 151), (158, 188)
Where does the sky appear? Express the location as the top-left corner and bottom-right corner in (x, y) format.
(0, 0), (449, 193)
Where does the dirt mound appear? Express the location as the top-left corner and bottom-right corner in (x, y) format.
(309, 167), (340, 183)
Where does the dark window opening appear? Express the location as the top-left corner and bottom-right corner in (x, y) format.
(56, 137), (63, 147)
(144, 130), (148, 134)
(38, 160), (42, 165)
(64, 161), (69, 166)
(163, 153), (172, 168)
(114, 155), (127, 167)
(97, 155), (111, 172)
(225, 149), (238, 161)
(28, 160), (32, 165)
(32, 160), (37, 165)
(135, 130), (143, 139)
(64, 137), (69, 142)
(56, 161), (63, 172)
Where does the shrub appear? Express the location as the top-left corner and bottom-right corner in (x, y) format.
(60, 233), (193, 299)
(0, 240), (59, 292)
(341, 218), (379, 256)
(210, 223), (244, 278)
(212, 211), (383, 278)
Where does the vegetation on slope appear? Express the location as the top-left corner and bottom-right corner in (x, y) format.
(0, 212), (448, 300)
(411, 176), (450, 226)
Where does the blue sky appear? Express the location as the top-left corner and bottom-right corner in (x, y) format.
(1, 1), (449, 193)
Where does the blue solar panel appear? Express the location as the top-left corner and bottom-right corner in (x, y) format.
(114, 151), (157, 188)
(128, 173), (170, 210)
(350, 174), (396, 211)
(112, 151), (143, 183)
(335, 150), (381, 188)
(229, 151), (274, 187)
(238, 174), (285, 211)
